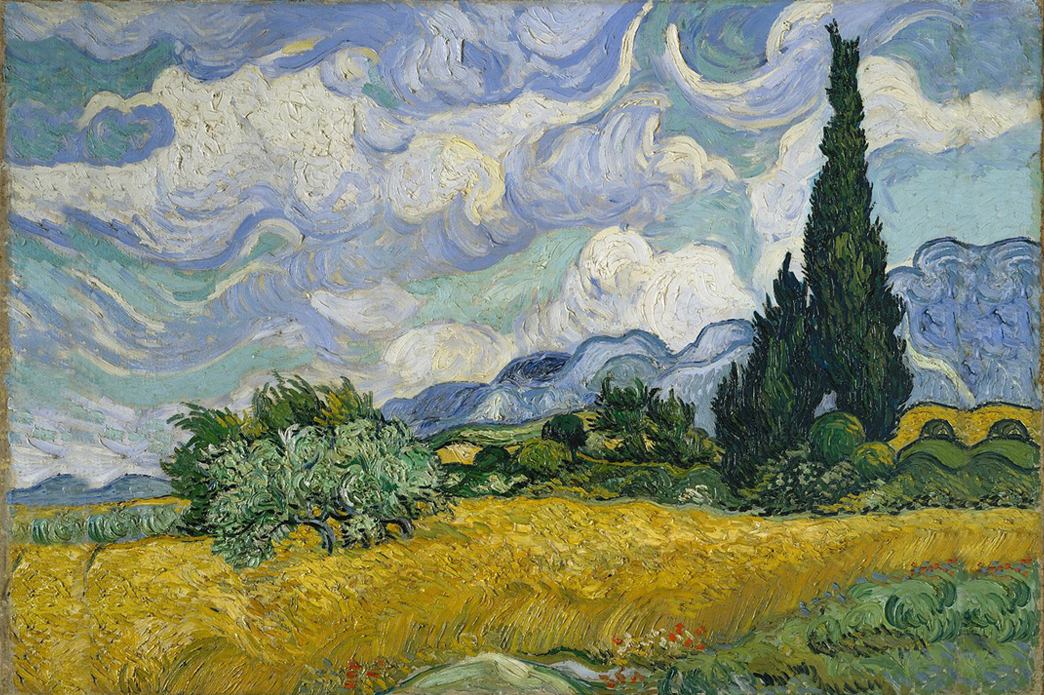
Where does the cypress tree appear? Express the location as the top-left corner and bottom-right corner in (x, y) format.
(712, 254), (823, 491)
(802, 21), (912, 440)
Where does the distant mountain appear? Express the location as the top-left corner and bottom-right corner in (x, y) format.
(384, 323), (749, 439)
(386, 238), (1041, 439)
(9, 473), (172, 507)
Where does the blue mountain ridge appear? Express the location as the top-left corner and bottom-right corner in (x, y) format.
(13, 237), (1039, 505)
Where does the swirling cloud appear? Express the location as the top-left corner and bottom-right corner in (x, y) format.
(506, 94), (734, 229)
(383, 321), (515, 397)
(517, 227), (755, 352)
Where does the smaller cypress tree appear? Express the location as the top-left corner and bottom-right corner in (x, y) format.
(712, 254), (823, 491)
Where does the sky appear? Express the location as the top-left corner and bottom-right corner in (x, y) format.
(5, 1), (1042, 486)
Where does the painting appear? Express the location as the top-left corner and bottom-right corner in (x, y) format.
(4, 2), (1042, 694)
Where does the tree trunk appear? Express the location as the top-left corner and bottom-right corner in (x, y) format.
(298, 518), (335, 554)
(385, 516), (414, 539)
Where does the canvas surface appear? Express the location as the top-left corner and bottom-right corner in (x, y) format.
(4, 2), (1042, 694)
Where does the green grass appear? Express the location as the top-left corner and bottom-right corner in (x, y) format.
(653, 560), (1039, 695)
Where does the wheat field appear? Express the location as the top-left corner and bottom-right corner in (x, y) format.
(10, 497), (1041, 695)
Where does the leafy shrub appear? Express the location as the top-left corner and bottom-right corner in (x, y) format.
(472, 445), (512, 471)
(594, 378), (717, 468)
(205, 420), (447, 568)
(541, 414), (587, 457)
(647, 393), (718, 470)
(164, 375), (376, 534)
(919, 418), (956, 441)
(594, 377), (655, 462)
(755, 445), (866, 515)
(30, 512), (86, 544)
(849, 441), (895, 482)
(512, 439), (571, 478)
(808, 412), (865, 465)
(987, 418), (1031, 442)
(136, 504), (183, 537)
(87, 508), (139, 543)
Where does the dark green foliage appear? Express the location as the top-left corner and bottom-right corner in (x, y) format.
(541, 413), (588, 457)
(754, 445), (866, 515)
(712, 254), (822, 491)
(163, 374), (379, 535)
(440, 446), (525, 497)
(848, 441), (895, 482)
(473, 445), (512, 471)
(808, 412), (865, 466)
(987, 419), (1031, 442)
(596, 378), (719, 469)
(647, 393), (717, 470)
(512, 439), (571, 478)
(802, 22), (912, 440)
(919, 418), (956, 441)
(659, 562), (1039, 695)
(594, 377), (657, 462)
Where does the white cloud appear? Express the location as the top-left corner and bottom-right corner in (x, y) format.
(518, 227), (755, 352)
(310, 280), (421, 337)
(388, 135), (506, 226)
(662, 2), (833, 130)
(860, 56), (1040, 154)
(383, 321), (515, 397)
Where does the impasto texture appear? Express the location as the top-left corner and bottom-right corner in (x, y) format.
(5, 2), (1042, 694)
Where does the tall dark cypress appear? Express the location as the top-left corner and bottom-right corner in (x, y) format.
(802, 21), (912, 440)
(712, 254), (823, 491)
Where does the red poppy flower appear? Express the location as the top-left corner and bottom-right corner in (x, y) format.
(366, 671), (379, 678)
(695, 643), (705, 651)
(684, 638), (693, 647)
(667, 633), (677, 642)
(675, 623), (685, 633)
(613, 637), (623, 645)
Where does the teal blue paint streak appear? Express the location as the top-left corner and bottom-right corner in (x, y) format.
(407, 227), (595, 333)
(880, 167), (1041, 264)
(5, 37), (177, 111)
(645, 190), (761, 279)
(9, 343), (314, 410)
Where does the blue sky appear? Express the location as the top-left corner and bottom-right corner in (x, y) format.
(5, 1), (1041, 485)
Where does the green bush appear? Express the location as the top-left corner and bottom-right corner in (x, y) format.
(164, 375), (377, 534)
(919, 418), (956, 441)
(541, 414), (587, 457)
(87, 508), (139, 544)
(472, 445), (512, 471)
(755, 445), (865, 515)
(136, 504), (183, 537)
(30, 512), (86, 544)
(808, 412), (865, 465)
(594, 377), (656, 462)
(849, 441), (895, 482)
(987, 418), (1032, 442)
(594, 378), (718, 468)
(203, 418), (446, 568)
(512, 439), (571, 478)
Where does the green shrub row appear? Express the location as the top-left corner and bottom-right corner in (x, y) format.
(13, 503), (184, 545)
